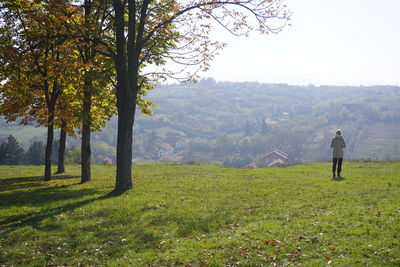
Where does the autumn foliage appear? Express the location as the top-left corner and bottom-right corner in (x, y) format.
(1, 0), (291, 189)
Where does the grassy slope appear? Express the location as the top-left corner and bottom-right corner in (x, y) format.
(0, 162), (399, 266)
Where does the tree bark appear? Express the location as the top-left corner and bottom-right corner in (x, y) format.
(80, 0), (94, 183)
(114, 70), (137, 192)
(112, 0), (151, 192)
(113, 0), (136, 192)
(44, 106), (55, 181)
(81, 81), (92, 183)
(115, 108), (135, 191)
(56, 120), (67, 174)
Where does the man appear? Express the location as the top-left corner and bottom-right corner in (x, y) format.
(330, 129), (346, 179)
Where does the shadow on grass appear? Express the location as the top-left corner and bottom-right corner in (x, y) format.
(333, 176), (345, 181)
(1, 186), (236, 258)
(0, 184), (101, 208)
(0, 190), (118, 234)
(0, 175), (80, 192)
(90, 205), (235, 253)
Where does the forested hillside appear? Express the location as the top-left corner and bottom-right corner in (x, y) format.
(1, 80), (400, 166)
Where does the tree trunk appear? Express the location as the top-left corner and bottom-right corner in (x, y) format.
(113, 0), (145, 192)
(114, 0), (132, 192)
(81, 84), (91, 183)
(56, 120), (67, 174)
(115, 105), (135, 191)
(44, 107), (55, 181)
(80, 0), (93, 183)
(114, 59), (136, 191)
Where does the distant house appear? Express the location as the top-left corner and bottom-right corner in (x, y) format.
(165, 131), (187, 151)
(258, 149), (288, 168)
(155, 143), (174, 159)
(96, 155), (113, 165)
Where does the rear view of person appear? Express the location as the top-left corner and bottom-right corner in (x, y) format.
(330, 129), (346, 179)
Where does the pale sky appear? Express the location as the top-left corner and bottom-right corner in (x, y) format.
(205, 0), (400, 86)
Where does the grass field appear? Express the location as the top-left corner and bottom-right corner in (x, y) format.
(0, 162), (399, 266)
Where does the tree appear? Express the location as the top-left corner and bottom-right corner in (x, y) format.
(215, 134), (235, 157)
(239, 136), (253, 156)
(65, 146), (82, 164)
(0, 135), (25, 165)
(26, 140), (45, 165)
(0, 0), (81, 180)
(107, 0), (290, 192)
(2, 0), (290, 190)
(260, 118), (269, 134)
(0, 0), (116, 181)
(244, 121), (253, 136)
(58, 0), (117, 182)
(143, 130), (159, 153)
(56, 120), (67, 173)
(72, 0), (115, 183)
(52, 139), (60, 164)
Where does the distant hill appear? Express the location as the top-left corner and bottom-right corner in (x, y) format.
(1, 80), (400, 165)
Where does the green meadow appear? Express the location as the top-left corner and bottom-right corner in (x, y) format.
(0, 162), (399, 266)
